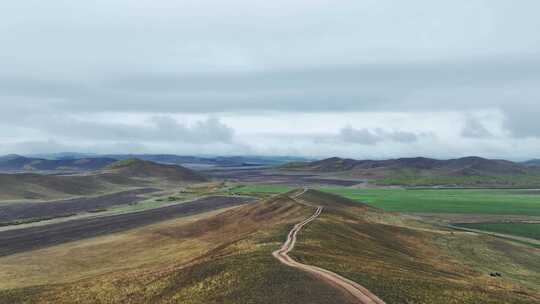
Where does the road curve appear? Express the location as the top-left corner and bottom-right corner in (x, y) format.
(272, 205), (386, 304)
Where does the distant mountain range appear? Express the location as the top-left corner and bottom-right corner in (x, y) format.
(3, 153), (540, 188)
(1, 153), (307, 172)
(0, 159), (207, 200)
(523, 159), (540, 167)
(104, 159), (207, 182)
(282, 156), (540, 187)
(0, 155), (117, 172)
(283, 156), (526, 174)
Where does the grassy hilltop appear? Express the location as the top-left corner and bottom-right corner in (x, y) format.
(1, 189), (538, 303)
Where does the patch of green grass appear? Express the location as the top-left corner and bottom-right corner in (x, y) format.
(143, 226), (352, 304)
(106, 195), (196, 215)
(377, 169), (540, 187)
(455, 223), (540, 240)
(321, 188), (540, 215)
(293, 207), (540, 304)
(230, 185), (292, 195)
(232, 185), (540, 215)
(0, 213), (77, 227)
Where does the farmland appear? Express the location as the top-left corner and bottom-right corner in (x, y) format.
(1, 160), (539, 303)
(455, 222), (540, 240)
(233, 185), (540, 215)
(291, 200), (540, 303)
(0, 196), (253, 256)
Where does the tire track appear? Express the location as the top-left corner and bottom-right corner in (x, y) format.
(273, 199), (385, 304)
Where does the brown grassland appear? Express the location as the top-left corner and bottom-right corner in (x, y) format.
(292, 190), (540, 303)
(0, 190), (538, 303)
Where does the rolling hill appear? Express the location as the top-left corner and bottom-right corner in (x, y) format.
(0, 154), (309, 173)
(0, 189), (537, 303)
(523, 159), (540, 167)
(104, 158), (208, 182)
(0, 155), (116, 172)
(282, 156), (540, 187)
(0, 159), (207, 200)
(104, 154), (308, 167)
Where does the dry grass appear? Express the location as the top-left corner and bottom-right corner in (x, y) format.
(291, 192), (540, 303)
(0, 207), (239, 290)
(0, 195), (349, 304)
(1, 190), (538, 304)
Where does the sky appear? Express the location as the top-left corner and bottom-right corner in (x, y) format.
(1, 0), (540, 160)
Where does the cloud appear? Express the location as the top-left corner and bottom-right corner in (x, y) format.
(6, 139), (72, 154)
(0, 1), (539, 159)
(503, 106), (540, 138)
(461, 117), (493, 139)
(338, 126), (421, 145)
(1, 58), (540, 116)
(35, 116), (234, 143)
(148, 116), (235, 143)
(1, 1), (540, 116)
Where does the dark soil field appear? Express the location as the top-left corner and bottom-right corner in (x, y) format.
(0, 196), (253, 257)
(0, 193), (352, 304)
(206, 168), (362, 186)
(0, 188), (160, 223)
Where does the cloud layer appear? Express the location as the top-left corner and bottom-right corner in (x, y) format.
(1, 1), (539, 159)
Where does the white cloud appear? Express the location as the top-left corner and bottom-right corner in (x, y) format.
(461, 117), (493, 139)
(338, 126), (422, 145)
(1, 1), (539, 159)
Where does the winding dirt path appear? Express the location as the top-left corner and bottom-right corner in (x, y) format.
(272, 202), (385, 304)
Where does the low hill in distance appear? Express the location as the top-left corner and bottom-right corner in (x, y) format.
(282, 156), (540, 187)
(523, 159), (540, 167)
(1, 153), (309, 172)
(0, 155), (116, 172)
(0, 159), (207, 201)
(104, 159), (208, 182)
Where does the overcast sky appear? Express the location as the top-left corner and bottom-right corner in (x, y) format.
(1, 0), (540, 160)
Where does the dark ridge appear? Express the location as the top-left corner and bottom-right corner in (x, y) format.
(283, 156), (529, 175)
(105, 158), (208, 182)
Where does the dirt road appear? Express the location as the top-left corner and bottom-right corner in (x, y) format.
(272, 204), (386, 304)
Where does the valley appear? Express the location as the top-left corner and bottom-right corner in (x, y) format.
(0, 155), (538, 303)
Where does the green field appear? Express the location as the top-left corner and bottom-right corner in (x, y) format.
(376, 169), (540, 188)
(231, 185), (292, 194)
(455, 222), (540, 240)
(233, 185), (540, 215)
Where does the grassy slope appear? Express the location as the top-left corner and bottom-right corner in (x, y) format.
(0, 195), (353, 304)
(0, 159), (207, 201)
(455, 223), (540, 241)
(322, 188), (540, 215)
(0, 210), (223, 290)
(376, 169), (540, 187)
(233, 185), (540, 215)
(105, 159), (208, 182)
(282, 157), (540, 187)
(1, 190), (538, 303)
(292, 191), (540, 303)
(229, 184), (292, 194)
(0, 173), (129, 201)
